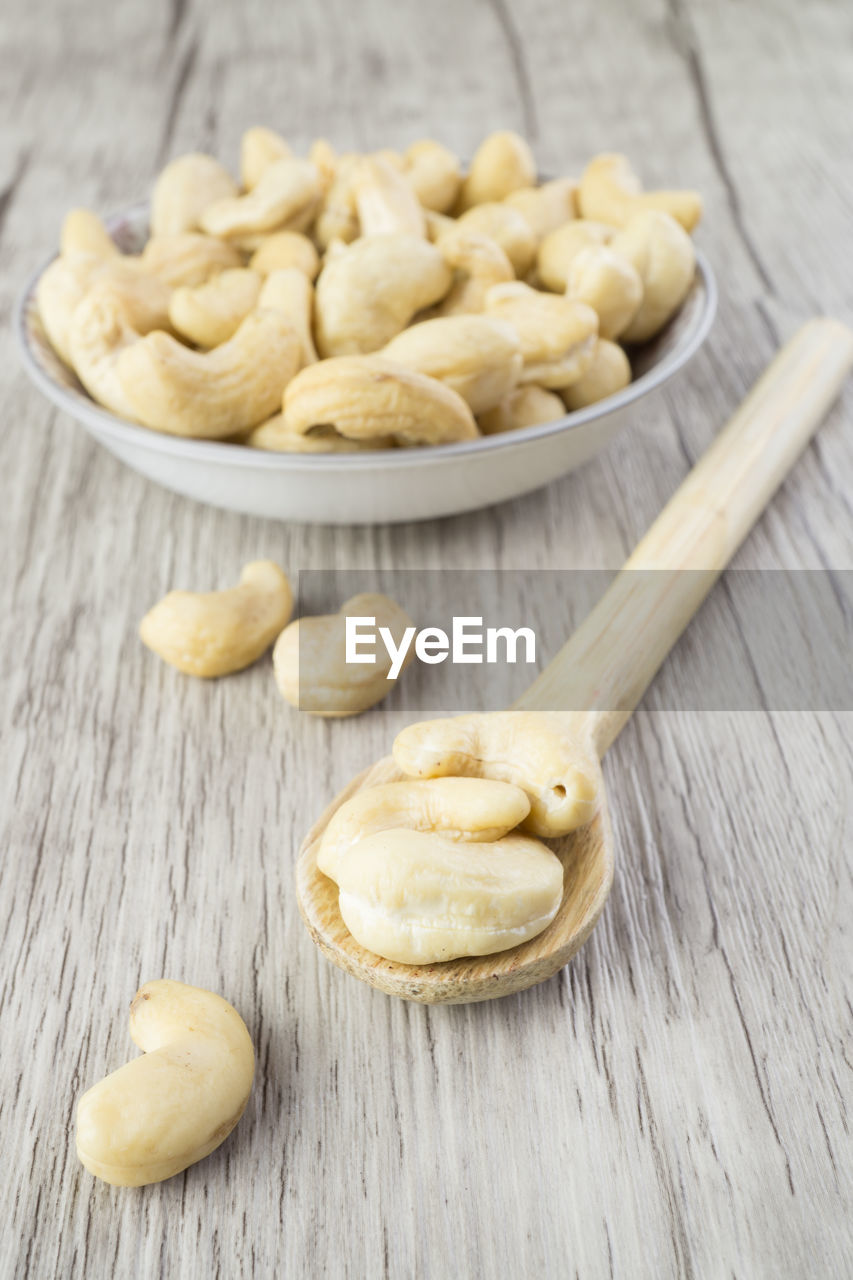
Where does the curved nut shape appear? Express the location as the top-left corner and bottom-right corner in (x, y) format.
(537, 219), (615, 293)
(60, 209), (119, 260)
(393, 710), (602, 838)
(76, 980), (254, 1186)
(139, 233), (243, 287)
(37, 251), (119, 366)
(317, 777), (531, 881)
(169, 268), (262, 349)
(333, 829), (564, 964)
(258, 268), (318, 366)
(436, 227), (514, 317)
(609, 210), (696, 342)
(504, 178), (578, 238)
(484, 281), (598, 388)
(273, 592), (416, 717)
(140, 560), (292, 677)
(200, 158), (321, 239)
(568, 244), (643, 340)
(249, 230), (319, 280)
(561, 339), (632, 410)
(403, 140), (462, 213)
(118, 310), (301, 438)
(314, 234), (452, 356)
(478, 384), (565, 435)
(457, 130), (537, 211)
(308, 137), (338, 188)
(381, 314), (522, 414)
(240, 125), (291, 189)
(314, 155), (361, 250)
(150, 153), (239, 236)
(578, 153), (703, 232)
(283, 355), (478, 446)
(247, 413), (396, 453)
(354, 155), (425, 237)
(456, 202), (538, 276)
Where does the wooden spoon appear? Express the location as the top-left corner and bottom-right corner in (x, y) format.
(297, 319), (853, 1003)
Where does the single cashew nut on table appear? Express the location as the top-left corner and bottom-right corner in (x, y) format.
(353, 154), (426, 238)
(578, 152), (703, 232)
(537, 219), (616, 293)
(504, 178), (579, 238)
(381, 314), (522, 414)
(200, 158), (321, 239)
(283, 355), (478, 446)
(150, 152), (239, 236)
(140, 560), (292, 677)
(169, 268), (262, 349)
(609, 209), (696, 342)
(567, 244), (643, 340)
(393, 710), (602, 837)
(139, 233), (243, 288)
(403, 139), (462, 213)
(240, 125), (291, 190)
(249, 230), (319, 280)
(485, 281), (599, 388)
(456, 202), (538, 276)
(274, 592), (416, 716)
(457, 129), (537, 210)
(561, 338), (632, 410)
(478, 384), (566, 434)
(436, 227), (514, 317)
(76, 980), (254, 1186)
(247, 414), (396, 453)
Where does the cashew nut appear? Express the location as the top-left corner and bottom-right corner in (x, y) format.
(240, 125), (291, 189)
(139, 233), (243, 287)
(484, 281), (598, 388)
(578, 153), (703, 232)
(567, 244), (643, 340)
(457, 130), (537, 211)
(257, 267), (318, 366)
(314, 155), (361, 250)
(561, 338), (632, 410)
(247, 414), (396, 453)
(248, 230), (319, 280)
(609, 210), (696, 342)
(169, 268), (262, 349)
(478, 384), (566, 435)
(504, 178), (578, 238)
(150, 153), (239, 236)
(381, 314), (522, 414)
(140, 560), (292, 677)
(76, 980), (254, 1186)
(273, 592), (416, 716)
(353, 155), (425, 238)
(37, 252), (133, 367)
(308, 137), (338, 188)
(393, 711), (602, 837)
(403, 140), (462, 213)
(456, 202), (538, 276)
(537, 219), (615, 293)
(60, 209), (119, 260)
(200, 158), (321, 239)
(314, 234), (452, 356)
(436, 227), (514, 317)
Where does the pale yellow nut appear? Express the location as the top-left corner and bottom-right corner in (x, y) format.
(504, 178), (578, 238)
(76, 980), (254, 1187)
(403, 139), (462, 213)
(436, 227), (514, 317)
(140, 560), (292, 677)
(484, 281), (598, 388)
(247, 413), (396, 453)
(118, 309), (301, 438)
(200, 158), (321, 239)
(318, 777), (531, 882)
(314, 234), (452, 356)
(139, 233), (243, 287)
(567, 244), (643, 340)
(381, 314), (522, 414)
(249, 230), (319, 280)
(560, 339), (632, 410)
(578, 153), (703, 232)
(314, 155), (361, 250)
(37, 251), (142, 367)
(353, 154), (426, 238)
(478, 384), (566, 435)
(537, 219), (615, 293)
(394, 710), (602, 837)
(240, 125), (291, 189)
(424, 209), (456, 243)
(273, 592), (415, 717)
(168, 268), (262, 349)
(150, 153), (239, 236)
(457, 130), (537, 211)
(456, 201), (538, 276)
(334, 829), (564, 964)
(308, 137), (338, 188)
(609, 210), (696, 342)
(258, 268), (318, 366)
(60, 209), (119, 260)
(283, 355), (479, 447)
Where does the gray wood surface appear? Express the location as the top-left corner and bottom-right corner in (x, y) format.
(1, 0), (851, 1276)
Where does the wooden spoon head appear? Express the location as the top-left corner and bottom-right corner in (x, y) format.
(296, 755), (615, 1005)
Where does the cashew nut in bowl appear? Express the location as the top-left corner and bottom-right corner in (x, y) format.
(353, 155), (426, 238)
(283, 355), (478, 446)
(504, 178), (578, 238)
(478, 384), (566, 435)
(139, 233), (243, 288)
(484, 281), (599, 388)
(578, 153), (702, 232)
(240, 125), (291, 189)
(247, 414), (396, 453)
(249, 230), (319, 280)
(537, 219), (615, 293)
(200, 158), (321, 239)
(609, 210), (696, 342)
(403, 140), (462, 213)
(456, 202), (538, 276)
(457, 130), (537, 210)
(314, 234), (452, 356)
(256, 268), (318, 366)
(567, 244), (643, 340)
(314, 155), (361, 250)
(169, 268), (262, 349)
(117, 309), (301, 438)
(76, 980), (254, 1186)
(273, 592), (416, 717)
(436, 227), (514, 316)
(60, 208), (120, 260)
(381, 314), (522, 414)
(36, 252), (121, 367)
(140, 560), (292, 677)
(560, 339), (632, 410)
(150, 153), (239, 236)
(308, 137), (338, 188)
(393, 710), (603, 837)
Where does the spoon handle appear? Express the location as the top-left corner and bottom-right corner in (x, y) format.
(515, 318), (853, 754)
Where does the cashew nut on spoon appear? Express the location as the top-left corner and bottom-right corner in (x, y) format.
(296, 321), (853, 1001)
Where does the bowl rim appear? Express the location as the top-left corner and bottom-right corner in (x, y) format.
(15, 201), (717, 471)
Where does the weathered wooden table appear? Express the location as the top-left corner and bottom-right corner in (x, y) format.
(2, 1), (851, 1275)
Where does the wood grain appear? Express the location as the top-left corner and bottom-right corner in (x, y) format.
(1, 0), (851, 1276)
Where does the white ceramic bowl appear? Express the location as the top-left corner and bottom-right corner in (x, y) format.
(16, 203), (716, 524)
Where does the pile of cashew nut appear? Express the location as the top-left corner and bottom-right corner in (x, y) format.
(39, 130), (702, 447)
